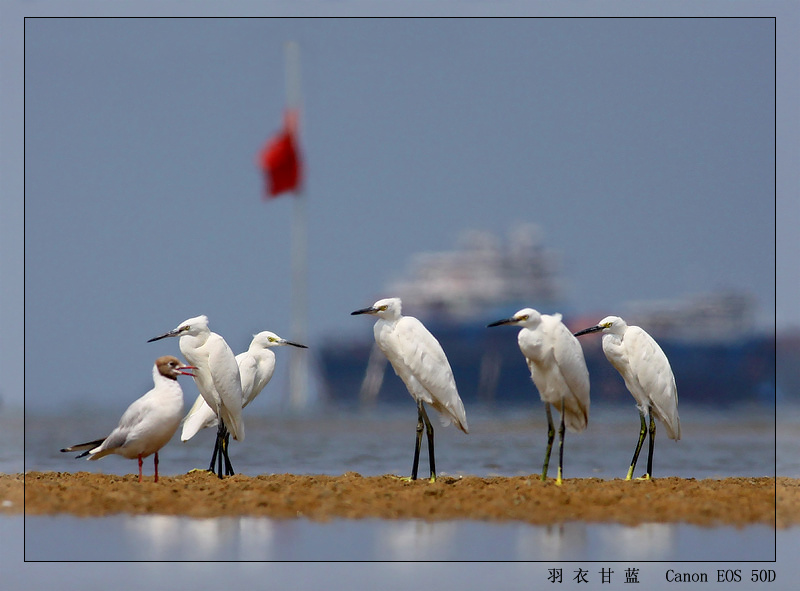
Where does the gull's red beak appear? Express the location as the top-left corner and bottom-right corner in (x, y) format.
(178, 365), (197, 377)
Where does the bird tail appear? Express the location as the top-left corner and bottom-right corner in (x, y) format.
(219, 406), (245, 442)
(663, 414), (681, 441)
(181, 394), (218, 442)
(454, 415), (469, 434)
(439, 400), (469, 434)
(563, 395), (589, 433)
(60, 438), (106, 458)
(647, 401), (681, 441)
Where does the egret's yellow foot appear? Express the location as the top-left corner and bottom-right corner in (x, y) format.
(636, 474), (651, 481)
(392, 475), (436, 483)
(187, 468), (211, 474)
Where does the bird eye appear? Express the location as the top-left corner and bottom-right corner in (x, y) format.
(379, 305), (388, 311)
(268, 337), (277, 343)
(519, 315), (529, 321)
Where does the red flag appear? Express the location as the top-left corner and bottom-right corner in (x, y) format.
(259, 109), (302, 198)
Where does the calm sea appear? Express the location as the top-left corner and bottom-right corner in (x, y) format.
(20, 402), (787, 479)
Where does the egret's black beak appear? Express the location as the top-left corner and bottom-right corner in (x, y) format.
(487, 317), (515, 328)
(574, 325), (603, 337)
(147, 328), (181, 343)
(351, 307), (376, 316)
(287, 341), (309, 349)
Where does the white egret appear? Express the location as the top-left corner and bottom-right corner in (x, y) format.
(574, 315), (680, 480)
(351, 297), (468, 482)
(61, 356), (196, 482)
(488, 308), (590, 485)
(148, 315), (244, 478)
(181, 331), (308, 471)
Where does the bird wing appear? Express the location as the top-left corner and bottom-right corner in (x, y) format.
(180, 393), (218, 441)
(87, 395), (152, 458)
(207, 334), (245, 441)
(624, 327), (680, 440)
(549, 321), (590, 432)
(236, 352), (258, 408)
(394, 317), (468, 433)
(239, 350), (276, 409)
(180, 336), (221, 415)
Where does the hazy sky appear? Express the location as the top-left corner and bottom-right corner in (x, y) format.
(2, 8), (794, 413)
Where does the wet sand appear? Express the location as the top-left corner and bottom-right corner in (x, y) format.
(6, 472), (795, 528)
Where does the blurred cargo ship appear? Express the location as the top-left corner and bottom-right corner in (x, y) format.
(319, 226), (776, 407)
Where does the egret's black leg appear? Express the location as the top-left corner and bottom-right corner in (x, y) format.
(645, 412), (656, 479)
(212, 422), (227, 479)
(419, 402), (436, 482)
(411, 401), (424, 480)
(556, 398), (566, 485)
(626, 409), (648, 480)
(542, 403), (555, 481)
(217, 430), (223, 478)
(211, 423), (234, 477)
(222, 428), (235, 476)
(208, 431), (220, 473)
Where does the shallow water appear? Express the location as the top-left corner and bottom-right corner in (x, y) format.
(3, 514), (796, 590)
(24, 514), (775, 561)
(22, 402), (784, 480)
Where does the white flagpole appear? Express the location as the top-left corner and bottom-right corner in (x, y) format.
(285, 41), (308, 410)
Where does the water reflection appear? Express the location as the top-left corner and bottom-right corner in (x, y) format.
(516, 522), (588, 561)
(124, 516), (279, 561)
(597, 523), (675, 561)
(378, 521), (459, 561)
(27, 514), (774, 562)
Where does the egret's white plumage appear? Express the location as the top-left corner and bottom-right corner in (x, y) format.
(575, 315), (680, 480)
(148, 315), (244, 442)
(488, 308), (590, 484)
(148, 315), (244, 477)
(352, 297), (467, 481)
(61, 356), (195, 482)
(181, 331), (307, 441)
